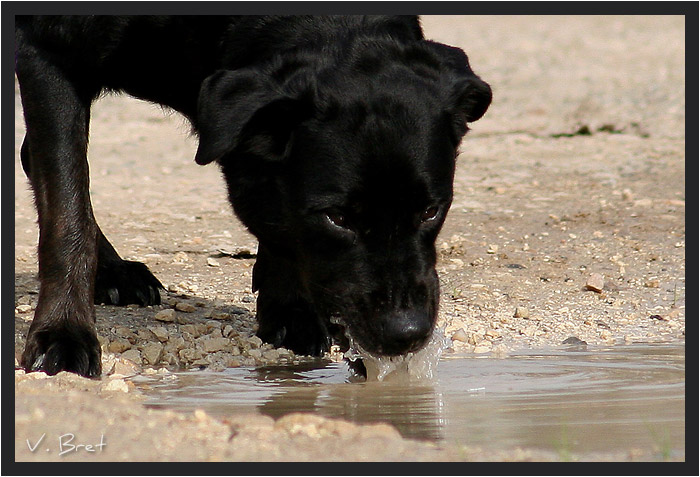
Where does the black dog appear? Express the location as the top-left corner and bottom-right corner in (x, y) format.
(16, 15), (491, 378)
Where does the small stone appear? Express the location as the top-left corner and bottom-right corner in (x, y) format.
(451, 329), (469, 343)
(121, 349), (142, 364)
(209, 311), (231, 320)
(248, 349), (263, 359)
(179, 348), (203, 362)
(141, 342), (164, 365)
(585, 273), (605, 293)
(487, 244), (499, 254)
(101, 378), (129, 393)
(173, 251), (189, 263)
(175, 302), (197, 313)
(107, 338), (132, 354)
(201, 337), (230, 353)
(207, 257), (221, 267)
(112, 358), (141, 377)
(193, 409), (208, 422)
(562, 336), (587, 347)
(137, 329), (157, 341)
(513, 307), (530, 318)
(155, 309), (176, 322)
(115, 327), (138, 342)
(180, 324), (200, 337)
(473, 341), (492, 353)
(247, 336), (263, 349)
(644, 279), (660, 288)
(16, 304), (33, 313)
(165, 336), (186, 352)
(149, 326), (170, 342)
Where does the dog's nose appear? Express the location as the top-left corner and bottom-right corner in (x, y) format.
(382, 311), (433, 355)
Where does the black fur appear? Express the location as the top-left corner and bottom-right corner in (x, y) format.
(16, 15), (491, 377)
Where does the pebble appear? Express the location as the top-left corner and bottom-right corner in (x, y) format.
(262, 349), (280, 361)
(172, 251), (189, 263)
(200, 337), (230, 353)
(473, 341), (492, 353)
(115, 327), (138, 342)
(585, 273), (605, 293)
(155, 309), (176, 322)
(562, 336), (587, 346)
(451, 329), (469, 343)
(107, 338), (132, 353)
(149, 326), (170, 342)
(112, 358), (142, 377)
(166, 336), (186, 352)
(141, 342), (164, 365)
(180, 324), (199, 337)
(16, 304), (33, 313)
(208, 311), (231, 320)
(207, 258), (220, 267)
(247, 336), (263, 349)
(513, 307), (530, 318)
(101, 378), (129, 393)
(175, 302), (197, 313)
(121, 349), (142, 364)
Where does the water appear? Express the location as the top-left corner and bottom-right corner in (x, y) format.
(135, 343), (685, 457)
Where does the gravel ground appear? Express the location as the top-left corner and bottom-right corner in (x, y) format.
(13, 15), (685, 462)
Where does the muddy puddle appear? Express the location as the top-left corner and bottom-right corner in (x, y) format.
(134, 343), (685, 458)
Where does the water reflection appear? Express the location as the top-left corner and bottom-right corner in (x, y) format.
(255, 374), (447, 441)
(137, 343), (685, 456)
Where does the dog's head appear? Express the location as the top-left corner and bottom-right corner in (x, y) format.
(195, 39), (491, 356)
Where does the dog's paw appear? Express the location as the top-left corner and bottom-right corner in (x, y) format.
(95, 259), (163, 306)
(21, 326), (102, 378)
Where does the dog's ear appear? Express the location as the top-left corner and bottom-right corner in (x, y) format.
(194, 69), (310, 165)
(423, 41), (492, 141)
(447, 76), (492, 139)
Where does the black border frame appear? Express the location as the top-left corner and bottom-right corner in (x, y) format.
(4, 2), (697, 475)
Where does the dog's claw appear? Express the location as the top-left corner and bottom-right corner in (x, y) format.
(107, 287), (120, 304)
(273, 327), (286, 347)
(95, 259), (162, 306)
(30, 353), (46, 372)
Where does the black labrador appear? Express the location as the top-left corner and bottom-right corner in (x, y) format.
(15, 15), (491, 378)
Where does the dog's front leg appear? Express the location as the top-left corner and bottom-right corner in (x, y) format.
(253, 244), (331, 356)
(17, 51), (102, 377)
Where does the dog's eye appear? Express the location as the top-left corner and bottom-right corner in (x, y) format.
(421, 206), (440, 223)
(326, 212), (349, 229)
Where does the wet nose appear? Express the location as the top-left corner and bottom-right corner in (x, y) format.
(382, 310), (433, 355)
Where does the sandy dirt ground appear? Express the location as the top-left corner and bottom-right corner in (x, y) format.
(13, 16), (685, 462)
